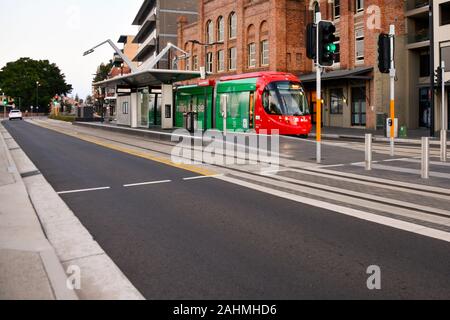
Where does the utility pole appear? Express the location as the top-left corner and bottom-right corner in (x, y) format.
(316, 11), (322, 164)
(429, 0), (435, 137)
(389, 25), (396, 157)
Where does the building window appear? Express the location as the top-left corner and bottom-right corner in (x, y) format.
(217, 50), (225, 72)
(206, 20), (214, 44)
(334, 36), (341, 63)
(248, 43), (256, 68)
(440, 2), (450, 26)
(217, 17), (224, 42)
(334, 0), (341, 20)
(261, 40), (269, 66)
(185, 59), (190, 71)
(228, 47), (237, 70)
(313, 2), (320, 23)
(355, 0), (364, 13)
(122, 101), (129, 114)
(193, 55), (199, 71)
(330, 88), (344, 114)
(206, 52), (213, 73)
(355, 28), (365, 62)
(229, 12), (237, 39)
(440, 44), (450, 72)
(419, 52), (430, 78)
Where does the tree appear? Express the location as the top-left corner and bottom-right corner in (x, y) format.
(85, 95), (93, 105)
(0, 58), (72, 113)
(93, 60), (113, 83)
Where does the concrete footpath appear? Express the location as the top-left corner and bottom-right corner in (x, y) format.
(0, 124), (78, 300)
(0, 122), (144, 300)
(310, 126), (450, 144)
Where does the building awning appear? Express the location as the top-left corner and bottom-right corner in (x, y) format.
(299, 66), (374, 83)
(93, 69), (202, 88)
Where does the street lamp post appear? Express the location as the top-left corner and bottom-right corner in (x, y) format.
(187, 39), (223, 132)
(0, 88), (4, 119)
(36, 81), (40, 115)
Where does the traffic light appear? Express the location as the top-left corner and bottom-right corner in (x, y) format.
(378, 33), (391, 74)
(306, 23), (317, 60)
(318, 21), (337, 66)
(2, 98), (7, 106)
(435, 66), (443, 87)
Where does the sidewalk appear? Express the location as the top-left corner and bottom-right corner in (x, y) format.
(0, 124), (78, 300)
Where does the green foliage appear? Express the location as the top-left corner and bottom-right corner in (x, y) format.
(93, 60), (113, 83)
(0, 58), (72, 113)
(49, 114), (76, 122)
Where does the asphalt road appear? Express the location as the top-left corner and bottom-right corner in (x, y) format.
(4, 120), (450, 300)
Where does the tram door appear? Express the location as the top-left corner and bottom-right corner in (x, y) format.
(148, 93), (161, 126)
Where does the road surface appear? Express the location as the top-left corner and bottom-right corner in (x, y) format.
(4, 120), (450, 300)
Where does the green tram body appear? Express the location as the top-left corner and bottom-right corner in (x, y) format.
(175, 77), (258, 133)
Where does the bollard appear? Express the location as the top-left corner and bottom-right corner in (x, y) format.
(365, 134), (372, 171)
(421, 137), (430, 179)
(441, 130), (447, 162)
(317, 141), (322, 164)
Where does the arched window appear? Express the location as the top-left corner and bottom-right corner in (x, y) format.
(217, 16), (224, 42)
(312, 2), (320, 23)
(247, 24), (256, 68)
(229, 12), (237, 39)
(260, 21), (269, 66)
(206, 20), (214, 44)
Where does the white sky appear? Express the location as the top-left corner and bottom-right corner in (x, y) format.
(0, 0), (143, 99)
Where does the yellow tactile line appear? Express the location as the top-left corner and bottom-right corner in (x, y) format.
(32, 120), (216, 177)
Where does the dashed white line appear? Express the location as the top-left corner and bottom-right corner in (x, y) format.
(123, 180), (172, 188)
(183, 175), (224, 181)
(57, 187), (111, 195)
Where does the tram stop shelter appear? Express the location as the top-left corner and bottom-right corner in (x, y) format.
(94, 69), (201, 129)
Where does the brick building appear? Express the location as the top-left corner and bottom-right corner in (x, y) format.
(177, 0), (407, 130)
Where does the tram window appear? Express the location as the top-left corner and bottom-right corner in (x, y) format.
(229, 93), (241, 118)
(263, 82), (309, 116)
(262, 89), (283, 115)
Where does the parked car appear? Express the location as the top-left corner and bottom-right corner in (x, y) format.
(9, 110), (23, 121)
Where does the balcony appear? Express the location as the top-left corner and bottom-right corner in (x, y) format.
(406, 0), (429, 18)
(133, 29), (157, 62)
(407, 0), (429, 11)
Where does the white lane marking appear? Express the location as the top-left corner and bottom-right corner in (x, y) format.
(353, 163), (450, 179)
(183, 175), (223, 181)
(216, 175), (450, 243)
(303, 167), (450, 195)
(57, 187), (111, 195)
(123, 180), (172, 188)
(260, 169), (291, 176)
(382, 158), (412, 162)
(399, 158), (450, 167)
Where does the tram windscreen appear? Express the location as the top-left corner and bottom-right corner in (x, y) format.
(263, 82), (310, 116)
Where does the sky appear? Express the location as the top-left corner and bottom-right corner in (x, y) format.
(0, 0), (143, 99)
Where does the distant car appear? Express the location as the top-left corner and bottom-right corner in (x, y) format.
(8, 110), (23, 121)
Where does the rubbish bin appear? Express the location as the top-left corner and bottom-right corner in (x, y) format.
(399, 125), (408, 138)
